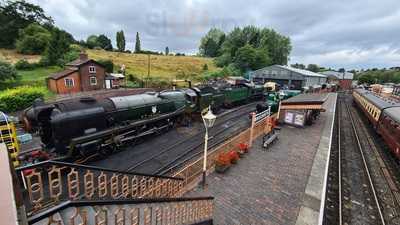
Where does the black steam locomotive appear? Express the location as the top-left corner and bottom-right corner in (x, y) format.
(22, 83), (264, 160)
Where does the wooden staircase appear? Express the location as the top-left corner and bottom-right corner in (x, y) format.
(29, 198), (214, 225)
(0, 144), (214, 225)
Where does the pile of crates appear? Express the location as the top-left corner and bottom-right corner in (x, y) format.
(0, 112), (20, 167)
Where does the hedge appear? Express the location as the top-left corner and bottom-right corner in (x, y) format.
(15, 59), (37, 70)
(0, 86), (47, 112)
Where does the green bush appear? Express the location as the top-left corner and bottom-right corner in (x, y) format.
(16, 23), (51, 55)
(15, 59), (36, 70)
(0, 60), (18, 82)
(63, 50), (79, 63)
(38, 56), (50, 67)
(0, 86), (47, 112)
(97, 59), (114, 73)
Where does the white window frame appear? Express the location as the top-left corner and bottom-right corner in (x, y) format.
(64, 78), (74, 88)
(89, 76), (97, 86)
(89, 66), (96, 73)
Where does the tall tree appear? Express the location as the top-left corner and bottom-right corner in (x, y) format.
(97, 34), (112, 50)
(203, 38), (218, 57)
(234, 44), (271, 72)
(291, 63), (306, 69)
(86, 35), (98, 49)
(199, 28), (224, 57)
(0, 0), (53, 48)
(208, 26), (291, 72)
(15, 23), (51, 54)
(45, 28), (70, 65)
(116, 30), (125, 52)
(306, 64), (320, 72)
(165, 46), (169, 55)
(135, 32), (141, 53)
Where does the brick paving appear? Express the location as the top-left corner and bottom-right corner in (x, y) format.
(186, 97), (333, 225)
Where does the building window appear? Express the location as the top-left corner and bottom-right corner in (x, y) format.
(90, 76), (97, 86)
(65, 78), (74, 88)
(89, 66), (96, 73)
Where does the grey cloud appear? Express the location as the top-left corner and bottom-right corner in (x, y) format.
(29, 0), (400, 69)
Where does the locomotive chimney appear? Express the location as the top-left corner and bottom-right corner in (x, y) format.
(79, 52), (88, 61)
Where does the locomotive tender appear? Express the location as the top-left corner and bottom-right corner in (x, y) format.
(352, 89), (400, 159)
(22, 83), (264, 160)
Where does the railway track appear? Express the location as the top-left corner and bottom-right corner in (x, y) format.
(125, 102), (257, 175)
(79, 102), (259, 167)
(324, 93), (400, 225)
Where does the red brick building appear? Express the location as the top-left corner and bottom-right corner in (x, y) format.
(47, 53), (106, 94)
(321, 71), (354, 90)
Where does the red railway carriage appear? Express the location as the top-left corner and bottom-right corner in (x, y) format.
(352, 89), (390, 127)
(353, 88), (400, 160)
(377, 107), (400, 158)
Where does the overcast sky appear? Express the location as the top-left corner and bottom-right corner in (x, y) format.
(29, 0), (400, 70)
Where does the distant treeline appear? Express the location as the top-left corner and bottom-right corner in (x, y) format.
(356, 68), (400, 84)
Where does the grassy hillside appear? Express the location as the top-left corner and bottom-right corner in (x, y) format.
(0, 49), (41, 64)
(87, 49), (218, 81)
(0, 48), (218, 90)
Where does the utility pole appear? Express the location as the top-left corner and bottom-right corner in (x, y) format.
(147, 54), (151, 88)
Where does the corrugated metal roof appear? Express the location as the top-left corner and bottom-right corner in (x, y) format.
(275, 65), (327, 78)
(321, 71), (354, 80)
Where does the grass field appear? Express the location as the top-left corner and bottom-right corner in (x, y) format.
(0, 49), (41, 64)
(0, 48), (218, 91)
(87, 49), (218, 81)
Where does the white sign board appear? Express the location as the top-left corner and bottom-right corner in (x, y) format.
(294, 114), (305, 126)
(284, 112), (294, 123)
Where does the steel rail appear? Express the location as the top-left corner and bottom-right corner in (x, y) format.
(156, 117), (250, 175)
(344, 100), (386, 225)
(126, 105), (255, 173)
(338, 100), (343, 225)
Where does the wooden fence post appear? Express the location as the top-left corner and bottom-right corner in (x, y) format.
(0, 143), (27, 225)
(249, 112), (256, 148)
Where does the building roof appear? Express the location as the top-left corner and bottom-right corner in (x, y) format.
(105, 73), (125, 80)
(275, 65), (327, 78)
(383, 107), (400, 124)
(321, 71), (354, 80)
(281, 93), (329, 105)
(66, 58), (92, 67)
(354, 88), (399, 109)
(109, 73), (125, 78)
(47, 68), (78, 80)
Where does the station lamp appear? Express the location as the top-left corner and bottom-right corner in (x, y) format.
(201, 106), (216, 189)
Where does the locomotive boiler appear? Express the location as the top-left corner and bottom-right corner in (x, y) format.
(23, 90), (190, 158)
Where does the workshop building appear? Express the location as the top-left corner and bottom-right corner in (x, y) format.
(250, 65), (327, 90)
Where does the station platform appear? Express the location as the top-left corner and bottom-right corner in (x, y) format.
(186, 93), (337, 225)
